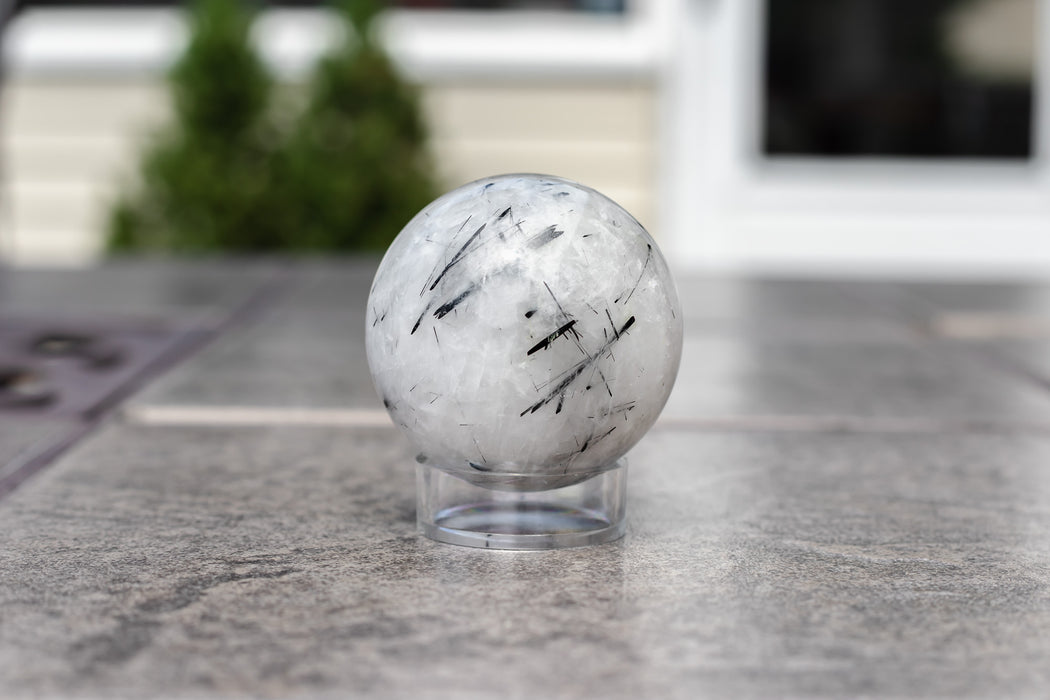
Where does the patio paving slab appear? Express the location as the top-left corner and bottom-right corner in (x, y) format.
(0, 418), (84, 494)
(119, 261), (377, 411)
(663, 334), (1050, 425)
(1, 423), (1049, 699)
(673, 275), (918, 340)
(129, 269), (1030, 425)
(0, 260), (283, 328)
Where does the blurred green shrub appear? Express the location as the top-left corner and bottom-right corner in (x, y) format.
(108, 0), (440, 254)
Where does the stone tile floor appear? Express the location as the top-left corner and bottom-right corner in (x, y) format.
(0, 418), (85, 495)
(3, 261), (1050, 698)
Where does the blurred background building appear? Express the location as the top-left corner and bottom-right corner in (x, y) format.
(1, 0), (1049, 275)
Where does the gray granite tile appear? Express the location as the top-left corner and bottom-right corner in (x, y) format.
(663, 335), (1050, 424)
(281, 257), (380, 310)
(2, 424), (1050, 698)
(0, 319), (207, 418)
(675, 275), (917, 341)
(130, 269), (924, 415)
(126, 262), (380, 411)
(0, 418), (83, 493)
(0, 260), (283, 328)
(977, 340), (1050, 389)
(130, 292), (1050, 425)
(127, 306), (378, 411)
(748, 278), (1050, 341)
(880, 280), (1050, 340)
(902, 280), (1050, 317)
(288, 267), (916, 343)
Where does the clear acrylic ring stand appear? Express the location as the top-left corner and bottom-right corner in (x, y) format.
(415, 459), (627, 550)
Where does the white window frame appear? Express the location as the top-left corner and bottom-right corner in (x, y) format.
(660, 0), (1050, 276)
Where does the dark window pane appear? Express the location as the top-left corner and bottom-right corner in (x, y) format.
(763, 0), (1035, 159)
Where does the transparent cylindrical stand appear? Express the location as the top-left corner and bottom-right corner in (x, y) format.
(416, 460), (627, 550)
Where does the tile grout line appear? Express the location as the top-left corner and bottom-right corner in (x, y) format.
(0, 422), (94, 499)
(126, 405), (396, 428)
(0, 267), (297, 499)
(124, 404), (1050, 435)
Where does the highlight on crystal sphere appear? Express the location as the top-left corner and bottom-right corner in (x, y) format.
(365, 174), (683, 490)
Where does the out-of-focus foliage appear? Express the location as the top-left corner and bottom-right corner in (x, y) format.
(276, 0), (439, 251)
(108, 0), (439, 254)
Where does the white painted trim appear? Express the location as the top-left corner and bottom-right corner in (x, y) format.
(1, 4), (661, 81)
(3, 9), (186, 77)
(381, 6), (658, 81)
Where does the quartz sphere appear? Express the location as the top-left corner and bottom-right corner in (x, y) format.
(366, 174), (683, 490)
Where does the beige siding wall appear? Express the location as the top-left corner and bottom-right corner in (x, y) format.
(423, 82), (655, 229)
(2, 80), (170, 263)
(1, 78), (656, 264)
